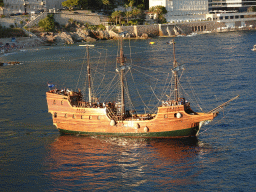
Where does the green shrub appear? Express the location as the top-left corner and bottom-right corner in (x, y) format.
(38, 14), (55, 31)
(88, 25), (97, 30)
(97, 24), (106, 30)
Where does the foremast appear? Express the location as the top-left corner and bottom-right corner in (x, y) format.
(79, 44), (94, 106)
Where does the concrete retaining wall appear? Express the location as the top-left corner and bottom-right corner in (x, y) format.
(115, 19), (256, 37)
(54, 13), (101, 26)
(0, 18), (15, 28)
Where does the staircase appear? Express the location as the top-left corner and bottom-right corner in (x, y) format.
(25, 12), (48, 28)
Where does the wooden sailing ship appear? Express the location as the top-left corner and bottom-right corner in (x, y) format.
(46, 39), (238, 138)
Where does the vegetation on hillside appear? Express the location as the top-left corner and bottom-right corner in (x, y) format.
(0, 0), (4, 7)
(247, 6), (256, 12)
(149, 5), (167, 24)
(61, 0), (149, 12)
(0, 26), (27, 38)
(38, 14), (55, 32)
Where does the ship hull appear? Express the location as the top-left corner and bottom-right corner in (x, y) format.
(46, 92), (216, 138)
(58, 126), (200, 138)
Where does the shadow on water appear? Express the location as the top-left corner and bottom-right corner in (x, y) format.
(44, 135), (211, 191)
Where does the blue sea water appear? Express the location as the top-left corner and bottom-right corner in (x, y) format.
(0, 31), (255, 191)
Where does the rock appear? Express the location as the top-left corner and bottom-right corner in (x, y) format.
(55, 32), (74, 44)
(140, 33), (149, 39)
(70, 32), (83, 42)
(85, 36), (97, 42)
(98, 30), (110, 40)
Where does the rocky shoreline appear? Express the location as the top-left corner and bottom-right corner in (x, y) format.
(1, 22), (255, 57)
(0, 27), (151, 55)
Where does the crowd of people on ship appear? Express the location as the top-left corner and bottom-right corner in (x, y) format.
(161, 98), (188, 107)
(49, 88), (116, 109)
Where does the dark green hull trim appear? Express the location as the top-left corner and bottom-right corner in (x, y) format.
(58, 126), (200, 138)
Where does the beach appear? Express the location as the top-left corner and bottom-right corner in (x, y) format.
(0, 37), (43, 55)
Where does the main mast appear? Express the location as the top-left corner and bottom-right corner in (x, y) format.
(118, 37), (126, 119)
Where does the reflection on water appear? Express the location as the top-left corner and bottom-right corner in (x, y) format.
(46, 135), (207, 190)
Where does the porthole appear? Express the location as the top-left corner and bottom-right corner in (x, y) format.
(54, 112), (57, 118)
(174, 113), (182, 118)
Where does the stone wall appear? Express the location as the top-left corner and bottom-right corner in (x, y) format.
(54, 12), (101, 26)
(116, 24), (161, 37)
(0, 18), (15, 28)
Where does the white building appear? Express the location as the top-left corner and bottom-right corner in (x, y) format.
(149, 0), (208, 22)
(209, 0), (256, 12)
(3, 0), (66, 14)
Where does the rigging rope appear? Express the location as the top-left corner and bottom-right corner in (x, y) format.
(129, 69), (152, 113)
(186, 77), (204, 112)
(75, 47), (87, 90)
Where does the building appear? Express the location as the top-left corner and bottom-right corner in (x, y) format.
(3, 0), (66, 14)
(209, 0), (256, 12)
(149, 0), (208, 22)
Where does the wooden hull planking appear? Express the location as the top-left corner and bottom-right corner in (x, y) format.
(46, 92), (216, 138)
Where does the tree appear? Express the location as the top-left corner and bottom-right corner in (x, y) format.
(149, 5), (167, 23)
(247, 6), (256, 12)
(111, 11), (123, 25)
(0, 0), (4, 7)
(62, 0), (79, 10)
(132, 8), (142, 19)
(125, 10), (132, 23)
(38, 15), (55, 32)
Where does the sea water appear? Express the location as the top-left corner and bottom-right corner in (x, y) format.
(0, 31), (255, 191)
